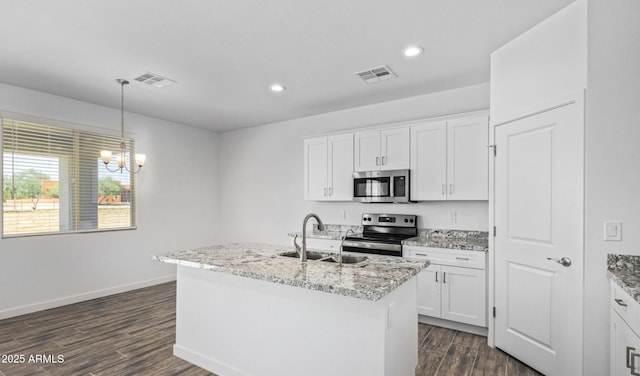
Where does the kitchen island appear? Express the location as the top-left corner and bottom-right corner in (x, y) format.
(153, 242), (428, 376)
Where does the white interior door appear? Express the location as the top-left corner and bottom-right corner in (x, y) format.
(494, 101), (583, 376)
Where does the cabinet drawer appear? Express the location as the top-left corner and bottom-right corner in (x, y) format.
(611, 281), (640, 337)
(404, 246), (485, 270)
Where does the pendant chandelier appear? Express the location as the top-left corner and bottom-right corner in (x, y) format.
(100, 79), (146, 173)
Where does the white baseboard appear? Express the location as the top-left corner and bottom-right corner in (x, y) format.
(0, 274), (176, 320)
(173, 344), (250, 376)
(419, 315), (489, 337)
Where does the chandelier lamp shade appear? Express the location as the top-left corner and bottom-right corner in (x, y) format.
(100, 79), (146, 173)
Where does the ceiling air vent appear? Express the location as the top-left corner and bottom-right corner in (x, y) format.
(355, 65), (397, 83)
(133, 72), (177, 88)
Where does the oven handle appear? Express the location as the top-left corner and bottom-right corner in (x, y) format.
(341, 241), (401, 252)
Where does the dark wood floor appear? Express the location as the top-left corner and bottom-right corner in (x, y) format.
(0, 282), (542, 376)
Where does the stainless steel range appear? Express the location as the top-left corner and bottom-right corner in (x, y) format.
(342, 213), (417, 257)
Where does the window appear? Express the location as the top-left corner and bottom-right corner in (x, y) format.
(2, 117), (137, 237)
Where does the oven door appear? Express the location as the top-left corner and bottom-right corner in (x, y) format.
(341, 239), (403, 257)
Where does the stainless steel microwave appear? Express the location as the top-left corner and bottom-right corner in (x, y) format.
(353, 169), (411, 203)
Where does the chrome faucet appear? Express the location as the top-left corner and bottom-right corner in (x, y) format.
(299, 213), (325, 263)
(338, 229), (356, 266)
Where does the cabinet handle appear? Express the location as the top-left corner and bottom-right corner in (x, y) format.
(435, 271), (438, 282)
(323, 187), (327, 196)
(328, 187), (333, 196)
(415, 253), (427, 257)
(443, 272), (446, 283)
(441, 184), (446, 195)
(615, 298), (628, 307)
(449, 184), (453, 194)
(628, 347), (636, 369)
(376, 156), (380, 166)
(382, 156), (386, 165)
(455, 257), (470, 261)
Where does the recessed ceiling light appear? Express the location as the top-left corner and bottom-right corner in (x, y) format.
(270, 84), (286, 93)
(403, 46), (424, 57)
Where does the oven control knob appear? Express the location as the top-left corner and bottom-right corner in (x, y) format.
(410, 219), (414, 223)
(404, 218), (408, 223)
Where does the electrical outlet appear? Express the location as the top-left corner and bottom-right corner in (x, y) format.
(387, 302), (396, 328)
(341, 210), (347, 220)
(448, 212), (457, 224)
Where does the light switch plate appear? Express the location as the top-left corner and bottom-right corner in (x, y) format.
(604, 220), (622, 241)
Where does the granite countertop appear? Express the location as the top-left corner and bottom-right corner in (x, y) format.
(152, 242), (428, 301)
(403, 229), (489, 252)
(288, 224), (489, 252)
(608, 254), (640, 303)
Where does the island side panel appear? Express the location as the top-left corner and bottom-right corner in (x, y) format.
(382, 275), (418, 376)
(174, 265), (417, 376)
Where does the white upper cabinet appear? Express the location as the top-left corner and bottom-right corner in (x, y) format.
(411, 115), (488, 201)
(354, 127), (410, 171)
(446, 116), (489, 200)
(353, 130), (380, 171)
(410, 120), (447, 200)
(304, 134), (353, 201)
(327, 134), (354, 201)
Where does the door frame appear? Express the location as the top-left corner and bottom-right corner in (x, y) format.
(487, 89), (586, 349)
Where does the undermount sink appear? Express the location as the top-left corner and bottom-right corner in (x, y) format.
(279, 250), (327, 260)
(278, 251), (368, 265)
(320, 254), (368, 264)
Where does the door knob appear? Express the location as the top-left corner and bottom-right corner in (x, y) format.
(547, 256), (572, 267)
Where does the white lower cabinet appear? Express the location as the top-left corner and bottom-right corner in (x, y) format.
(406, 246), (486, 328)
(610, 280), (640, 376)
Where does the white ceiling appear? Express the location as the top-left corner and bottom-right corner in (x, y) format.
(0, 1), (574, 132)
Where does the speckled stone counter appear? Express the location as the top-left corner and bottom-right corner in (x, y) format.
(608, 254), (640, 303)
(153, 242), (427, 301)
(402, 229), (489, 252)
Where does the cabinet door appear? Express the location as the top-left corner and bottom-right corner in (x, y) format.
(354, 130), (380, 171)
(611, 308), (640, 376)
(440, 266), (486, 327)
(417, 264), (442, 318)
(446, 116), (489, 200)
(327, 134), (354, 201)
(380, 127), (410, 170)
(303, 137), (328, 200)
(410, 121), (447, 200)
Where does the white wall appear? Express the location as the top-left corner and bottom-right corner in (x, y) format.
(584, 0), (640, 375)
(0, 83), (220, 319)
(490, 0), (587, 123)
(218, 83), (490, 245)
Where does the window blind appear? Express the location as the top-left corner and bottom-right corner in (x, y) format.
(2, 117), (137, 237)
